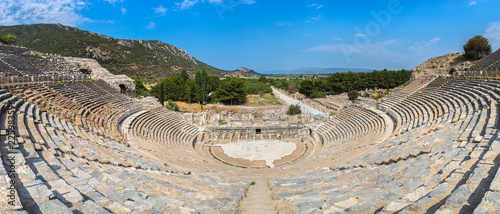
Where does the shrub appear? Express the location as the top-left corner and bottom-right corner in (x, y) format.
(286, 104), (302, 115)
(166, 100), (179, 111)
(348, 90), (359, 103)
(464, 35), (492, 60)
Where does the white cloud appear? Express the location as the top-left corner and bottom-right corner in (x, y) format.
(121, 8), (127, 16)
(102, 0), (123, 4)
(0, 0), (89, 26)
(307, 3), (323, 9)
(176, 0), (199, 10)
(485, 22), (500, 49)
(305, 39), (401, 58)
(430, 37), (441, 42)
(408, 37), (441, 53)
(277, 21), (293, 26)
(175, 0), (255, 10)
(354, 33), (367, 37)
(469, 0), (485, 6)
(240, 0), (255, 4)
(153, 5), (168, 16)
(147, 21), (156, 29)
(305, 15), (321, 24)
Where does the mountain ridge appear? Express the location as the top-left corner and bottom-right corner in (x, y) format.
(0, 23), (259, 82)
(261, 67), (377, 75)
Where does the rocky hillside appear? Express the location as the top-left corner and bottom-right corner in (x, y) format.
(227, 67), (260, 77)
(0, 24), (259, 82)
(412, 52), (479, 78)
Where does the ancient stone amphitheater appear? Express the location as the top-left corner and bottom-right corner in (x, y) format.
(1, 44), (500, 214)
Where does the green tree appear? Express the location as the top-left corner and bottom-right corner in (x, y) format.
(0, 34), (17, 45)
(299, 80), (315, 97)
(208, 75), (221, 92)
(159, 82), (165, 106)
(179, 70), (189, 82)
(185, 80), (194, 103)
(215, 77), (248, 105)
(195, 69), (209, 104)
(162, 76), (186, 101)
(133, 78), (149, 97)
(464, 35), (492, 60)
(258, 75), (267, 83)
(286, 104), (302, 115)
(348, 90), (359, 103)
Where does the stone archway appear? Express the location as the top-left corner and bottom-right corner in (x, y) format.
(449, 68), (456, 75)
(119, 84), (127, 95)
(79, 68), (92, 75)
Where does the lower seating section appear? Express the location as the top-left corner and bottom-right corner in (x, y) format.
(0, 89), (249, 213)
(314, 106), (386, 148)
(130, 108), (200, 150)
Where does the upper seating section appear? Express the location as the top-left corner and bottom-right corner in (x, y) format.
(0, 45), (82, 77)
(472, 48), (500, 71)
(378, 76), (436, 111)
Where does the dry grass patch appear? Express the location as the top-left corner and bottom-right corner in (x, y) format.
(245, 93), (281, 107)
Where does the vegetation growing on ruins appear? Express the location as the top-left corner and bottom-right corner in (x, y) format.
(166, 100), (179, 111)
(286, 104), (302, 115)
(348, 90), (359, 103)
(464, 35), (492, 60)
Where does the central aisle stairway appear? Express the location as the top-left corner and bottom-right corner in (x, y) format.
(239, 178), (276, 214)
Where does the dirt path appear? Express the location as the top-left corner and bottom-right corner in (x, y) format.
(272, 86), (327, 118)
(239, 178), (276, 214)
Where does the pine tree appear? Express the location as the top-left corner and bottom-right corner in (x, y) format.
(159, 82), (165, 106)
(195, 69), (209, 104)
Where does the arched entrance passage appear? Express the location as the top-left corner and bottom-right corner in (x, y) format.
(119, 84), (127, 95)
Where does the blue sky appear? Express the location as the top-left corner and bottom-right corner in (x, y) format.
(1, 0), (500, 73)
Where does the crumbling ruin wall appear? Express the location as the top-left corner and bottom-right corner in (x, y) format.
(64, 57), (136, 97)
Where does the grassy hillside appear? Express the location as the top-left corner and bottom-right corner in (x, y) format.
(0, 24), (258, 82)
